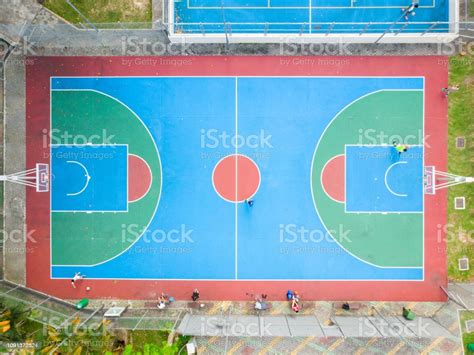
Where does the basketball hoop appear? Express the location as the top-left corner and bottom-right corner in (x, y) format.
(424, 165), (473, 194)
(0, 163), (49, 192)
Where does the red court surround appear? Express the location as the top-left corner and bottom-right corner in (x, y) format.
(25, 56), (448, 301)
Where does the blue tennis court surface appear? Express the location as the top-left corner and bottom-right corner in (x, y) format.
(173, 0), (449, 34)
(345, 145), (423, 213)
(51, 145), (128, 212)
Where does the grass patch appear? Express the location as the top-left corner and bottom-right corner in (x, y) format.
(447, 55), (474, 281)
(459, 310), (474, 354)
(43, 0), (152, 26)
(129, 330), (190, 353)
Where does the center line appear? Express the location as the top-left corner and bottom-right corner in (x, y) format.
(234, 77), (238, 280)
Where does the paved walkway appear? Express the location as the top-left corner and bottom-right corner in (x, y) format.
(170, 284), (470, 353)
(179, 300), (465, 353)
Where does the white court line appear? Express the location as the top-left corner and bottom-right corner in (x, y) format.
(50, 143), (130, 213)
(65, 160), (90, 196)
(344, 144), (424, 214)
(50, 79), (425, 279)
(311, 89), (425, 271)
(50, 275), (424, 281)
(309, 0), (312, 33)
(49, 87), (162, 269)
(384, 161), (408, 197)
(234, 77), (238, 280)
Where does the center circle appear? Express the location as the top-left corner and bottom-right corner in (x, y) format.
(212, 154), (261, 203)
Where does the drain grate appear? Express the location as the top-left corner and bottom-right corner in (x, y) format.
(459, 257), (470, 271)
(455, 137), (465, 149)
(454, 197), (465, 210)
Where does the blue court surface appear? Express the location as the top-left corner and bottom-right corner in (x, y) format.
(50, 76), (424, 281)
(51, 145), (128, 212)
(345, 145), (424, 213)
(173, 0), (450, 34)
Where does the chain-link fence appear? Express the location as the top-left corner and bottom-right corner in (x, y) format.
(0, 281), (183, 332)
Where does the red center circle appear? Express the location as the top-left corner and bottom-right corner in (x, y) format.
(212, 154), (260, 203)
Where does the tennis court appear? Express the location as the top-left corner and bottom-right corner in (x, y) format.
(172, 0), (450, 34)
(25, 56), (448, 301)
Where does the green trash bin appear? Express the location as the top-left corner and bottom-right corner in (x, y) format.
(403, 307), (415, 321)
(467, 343), (474, 352)
(76, 298), (89, 310)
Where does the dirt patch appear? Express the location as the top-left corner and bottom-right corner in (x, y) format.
(133, 0), (148, 10)
(462, 75), (474, 86)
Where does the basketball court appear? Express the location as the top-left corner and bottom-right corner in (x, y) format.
(24, 56), (449, 301)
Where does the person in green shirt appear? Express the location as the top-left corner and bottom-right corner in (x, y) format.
(393, 141), (408, 155)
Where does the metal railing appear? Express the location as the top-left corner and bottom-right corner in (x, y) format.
(169, 21), (452, 36)
(0, 281), (183, 332)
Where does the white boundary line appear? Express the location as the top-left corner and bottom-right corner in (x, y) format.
(50, 87), (162, 270)
(49, 78), (425, 281)
(422, 76), (425, 280)
(310, 88), (425, 272)
(51, 75), (425, 79)
(49, 276), (424, 281)
(50, 143), (129, 213)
